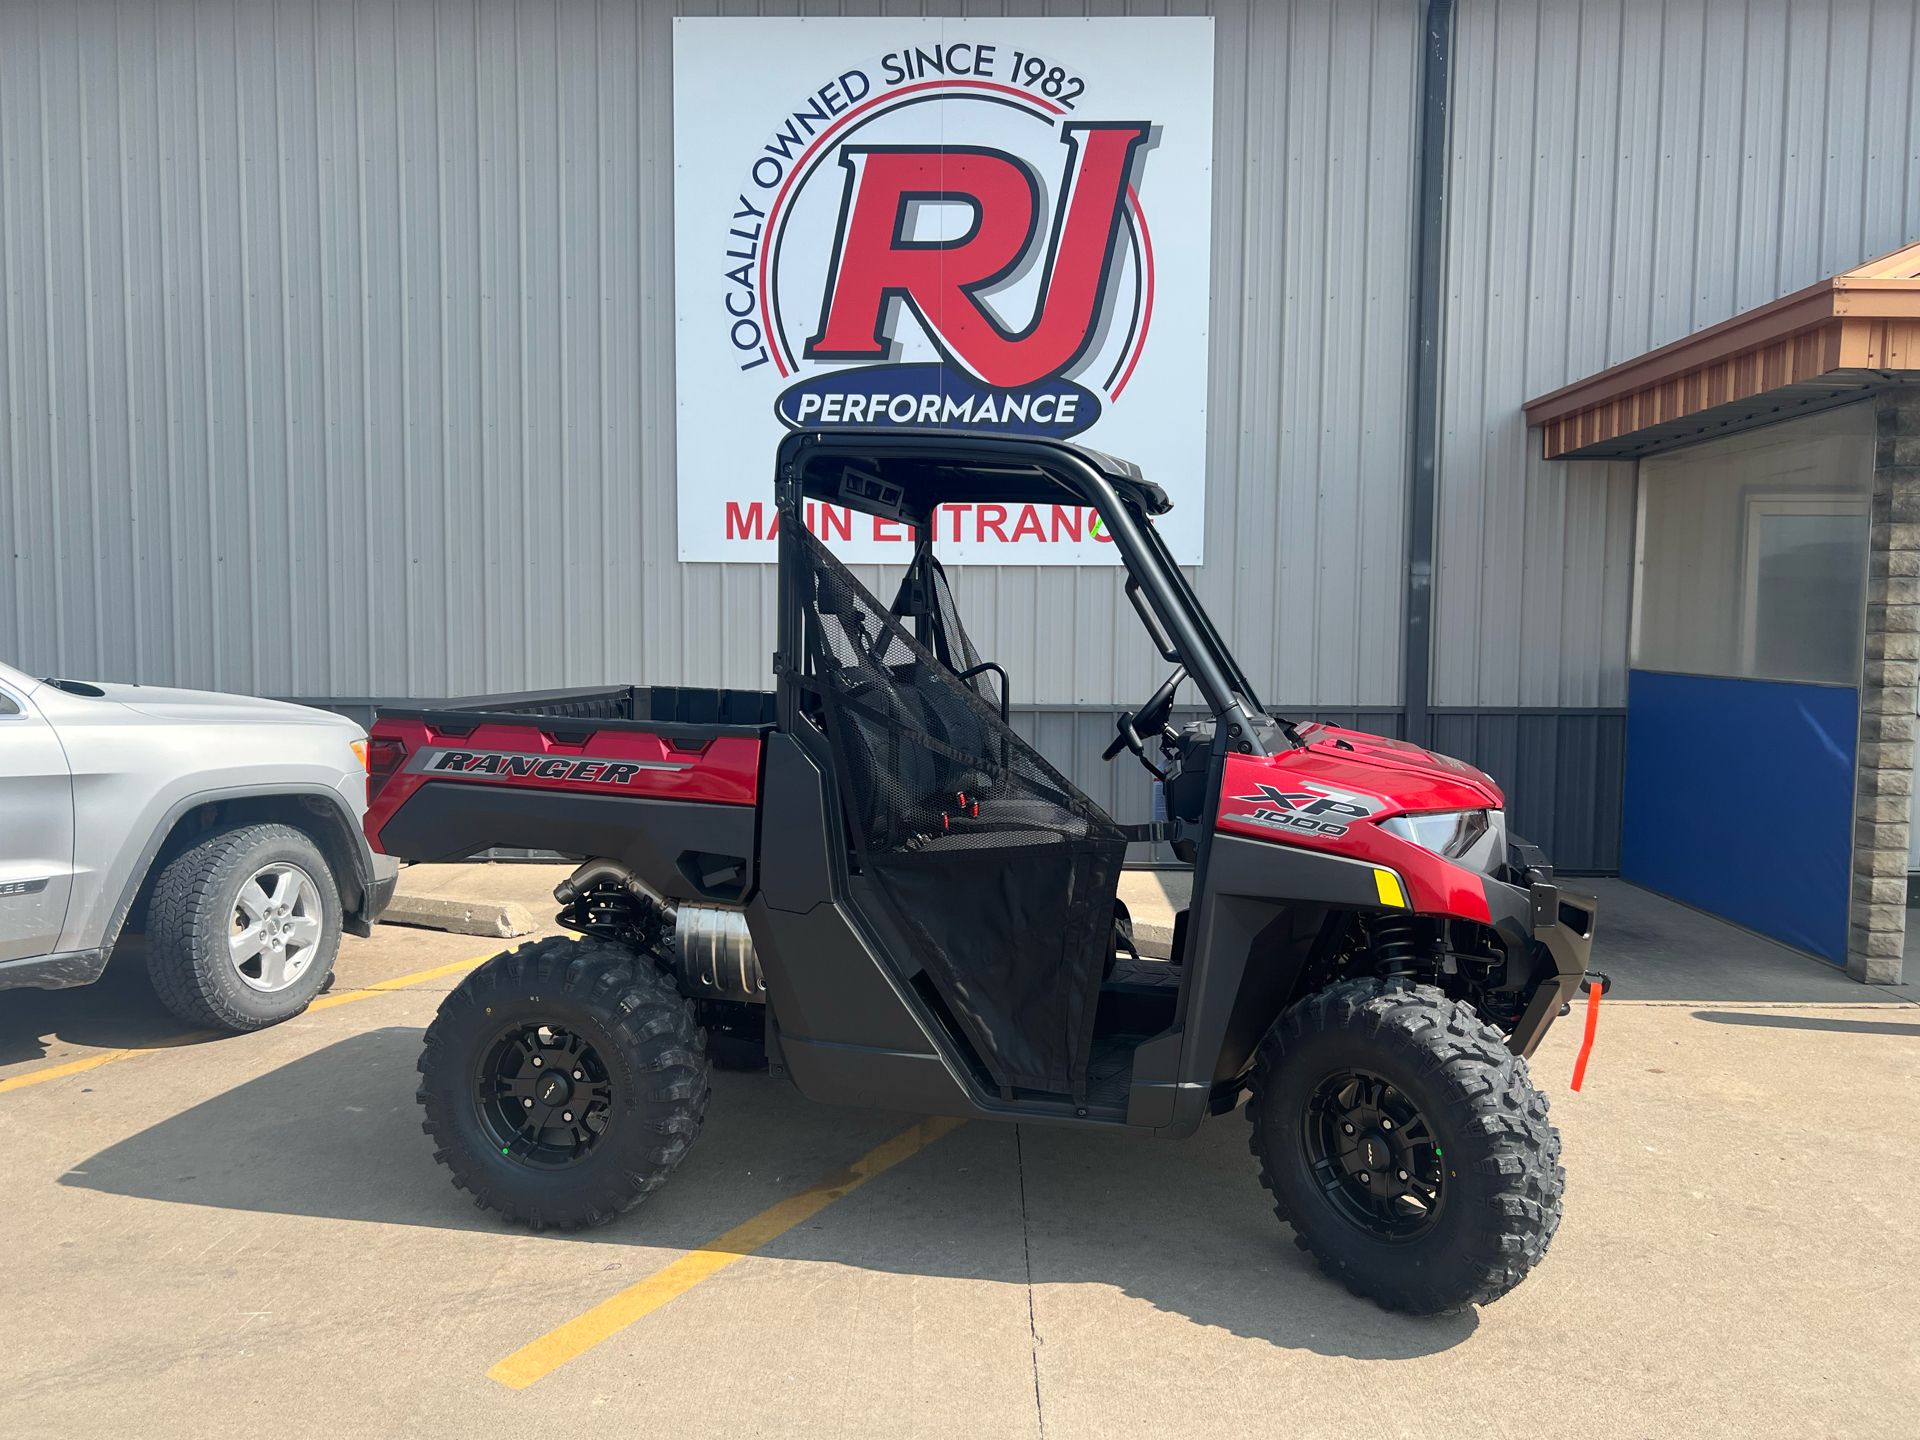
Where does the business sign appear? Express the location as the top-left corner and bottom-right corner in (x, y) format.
(672, 17), (1214, 563)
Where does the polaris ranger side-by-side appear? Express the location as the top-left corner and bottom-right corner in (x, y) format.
(364, 431), (1597, 1314)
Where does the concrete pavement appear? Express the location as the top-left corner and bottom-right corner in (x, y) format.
(2, 883), (1917, 1438)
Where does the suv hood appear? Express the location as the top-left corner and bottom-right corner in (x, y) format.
(74, 680), (358, 729)
(1291, 722), (1504, 809)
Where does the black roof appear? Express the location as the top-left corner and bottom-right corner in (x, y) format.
(778, 428), (1173, 520)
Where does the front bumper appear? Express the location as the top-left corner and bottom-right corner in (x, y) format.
(344, 848), (401, 937)
(355, 851), (401, 931)
(1486, 840), (1598, 1057)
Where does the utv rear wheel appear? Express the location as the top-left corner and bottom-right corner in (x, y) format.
(417, 936), (708, 1231)
(1247, 978), (1563, 1315)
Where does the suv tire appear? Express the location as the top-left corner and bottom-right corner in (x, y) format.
(417, 937), (709, 1231)
(146, 822), (342, 1032)
(1247, 978), (1564, 1315)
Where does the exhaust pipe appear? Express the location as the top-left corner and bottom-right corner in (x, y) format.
(554, 858), (656, 909)
(554, 858), (764, 1005)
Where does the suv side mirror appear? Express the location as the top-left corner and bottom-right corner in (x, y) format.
(1126, 577), (1181, 664)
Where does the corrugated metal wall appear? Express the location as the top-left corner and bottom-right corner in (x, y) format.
(1434, 0), (1920, 708)
(7, 0), (1920, 867)
(0, 0), (1420, 714)
(1431, 709), (1624, 871)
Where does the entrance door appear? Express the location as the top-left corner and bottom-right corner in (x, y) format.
(0, 681), (76, 964)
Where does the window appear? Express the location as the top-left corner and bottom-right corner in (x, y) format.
(1634, 405), (1874, 686)
(0, 689), (20, 717)
(1741, 499), (1870, 685)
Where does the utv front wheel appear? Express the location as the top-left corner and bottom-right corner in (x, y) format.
(417, 937), (708, 1230)
(1248, 979), (1563, 1314)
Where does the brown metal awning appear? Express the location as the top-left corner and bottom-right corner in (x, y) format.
(1524, 241), (1920, 459)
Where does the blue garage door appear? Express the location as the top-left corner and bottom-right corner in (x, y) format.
(1621, 671), (1857, 963)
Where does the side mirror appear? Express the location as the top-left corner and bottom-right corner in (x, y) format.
(1126, 577), (1181, 664)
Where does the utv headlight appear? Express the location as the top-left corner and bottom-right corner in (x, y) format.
(1380, 809), (1508, 874)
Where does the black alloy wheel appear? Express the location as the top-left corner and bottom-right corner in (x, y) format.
(477, 1022), (616, 1168)
(417, 936), (709, 1231)
(1302, 1067), (1444, 1242)
(1247, 978), (1564, 1314)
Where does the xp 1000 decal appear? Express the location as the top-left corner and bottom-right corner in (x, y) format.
(1225, 782), (1381, 840)
(673, 18), (1215, 564)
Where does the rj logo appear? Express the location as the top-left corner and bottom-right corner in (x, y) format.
(805, 123), (1151, 389)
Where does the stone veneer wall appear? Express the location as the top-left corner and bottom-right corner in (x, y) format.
(1849, 388), (1920, 984)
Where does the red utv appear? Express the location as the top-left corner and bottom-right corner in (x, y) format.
(365, 430), (1597, 1314)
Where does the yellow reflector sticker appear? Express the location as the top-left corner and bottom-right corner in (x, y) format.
(1373, 868), (1408, 909)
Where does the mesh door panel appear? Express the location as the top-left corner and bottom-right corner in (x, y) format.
(795, 525), (1124, 1096)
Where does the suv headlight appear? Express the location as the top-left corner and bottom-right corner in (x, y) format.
(1380, 809), (1508, 874)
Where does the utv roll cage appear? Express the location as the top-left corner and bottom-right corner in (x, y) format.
(772, 428), (1270, 758)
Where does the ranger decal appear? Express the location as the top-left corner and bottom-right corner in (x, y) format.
(408, 748), (691, 786)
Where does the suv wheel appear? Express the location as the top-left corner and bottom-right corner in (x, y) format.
(1247, 978), (1564, 1315)
(145, 822), (342, 1032)
(416, 936), (709, 1231)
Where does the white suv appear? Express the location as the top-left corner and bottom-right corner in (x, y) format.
(0, 658), (397, 1030)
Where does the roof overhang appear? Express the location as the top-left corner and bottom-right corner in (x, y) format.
(1523, 241), (1920, 460)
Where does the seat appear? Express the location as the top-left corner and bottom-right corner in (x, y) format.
(889, 552), (1003, 712)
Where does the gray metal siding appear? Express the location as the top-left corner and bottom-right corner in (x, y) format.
(0, 0), (1420, 715)
(1430, 709), (1625, 873)
(1434, 0), (1920, 708)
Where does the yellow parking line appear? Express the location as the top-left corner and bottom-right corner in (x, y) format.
(488, 1115), (966, 1390)
(0, 1031), (218, 1094)
(306, 955), (489, 1011)
(0, 952), (491, 1096)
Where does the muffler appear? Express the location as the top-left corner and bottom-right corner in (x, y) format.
(673, 905), (766, 1004)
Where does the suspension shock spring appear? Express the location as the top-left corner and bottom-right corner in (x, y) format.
(1365, 914), (1425, 977)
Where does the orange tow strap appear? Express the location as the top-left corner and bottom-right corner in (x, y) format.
(1569, 982), (1602, 1091)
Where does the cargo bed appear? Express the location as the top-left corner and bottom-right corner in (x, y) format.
(363, 685), (772, 904)
(372, 683), (776, 733)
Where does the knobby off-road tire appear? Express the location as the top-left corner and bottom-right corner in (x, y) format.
(146, 822), (342, 1032)
(417, 936), (709, 1231)
(1247, 978), (1564, 1315)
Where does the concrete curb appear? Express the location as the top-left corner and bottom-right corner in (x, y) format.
(1131, 918), (1175, 960)
(382, 891), (539, 939)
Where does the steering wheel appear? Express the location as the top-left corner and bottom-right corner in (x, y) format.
(1103, 666), (1187, 764)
